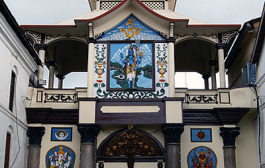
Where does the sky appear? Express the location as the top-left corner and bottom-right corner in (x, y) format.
(5, 0), (265, 25)
(4, 0), (265, 88)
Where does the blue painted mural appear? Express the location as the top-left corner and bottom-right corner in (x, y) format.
(191, 129), (212, 142)
(187, 146), (217, 168)
(109, 42), (153, 89)
(51, 128), (72, 141)
(46, 145), (75, 168)
(98, 15), (165, 41)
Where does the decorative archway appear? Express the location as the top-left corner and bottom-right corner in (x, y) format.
(97, 124), (165, 168)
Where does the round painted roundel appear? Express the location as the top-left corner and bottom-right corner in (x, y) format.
(187, 146), (217, 168)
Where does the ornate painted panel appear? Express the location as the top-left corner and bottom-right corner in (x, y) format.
(108, 42), (154, 90)
(98, 15), (165, 41)
(51, 128), (72, 141)
(187, 146), (217, 168)
(191, 128), (212, 142)
(46, 145), (76, 168)
(93, 43), (169, 98)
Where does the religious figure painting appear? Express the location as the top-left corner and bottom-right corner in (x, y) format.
(187, 146), (217, 168)
(108, 42), (154, 90)
(46, 145), (75, 168)
(191, 128), (212, 142)
(51, 128), (72, 141)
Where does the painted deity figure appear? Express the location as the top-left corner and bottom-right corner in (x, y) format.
(55, 130), (69, 141)
(192, 150), (214, 168)
(48, 146), (72, 168)
(119, 43), (143, 88)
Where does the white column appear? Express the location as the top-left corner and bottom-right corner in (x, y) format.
(48, 62), (55, 89)
(211, 66), (217, 89)
(57, 75), (65, 89)
(168, 42), (175, 97)
(87, 22), (95, 97)
(37, 45), (47, 81)
(217, 44), (226, 88)
(168, 23), (175, 97)
(202, 75), (210, 90)
(87, 43), (95, 96)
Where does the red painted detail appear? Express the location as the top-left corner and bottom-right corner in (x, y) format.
(20, 25), (77, 28)
(134, 0), (188, 22)
(187, 24), (241, 28)
(97, 80), (103, 83)
(75, 0), (128, 22)
(159, 79), (166, 82)
(75, 0), (189, 23)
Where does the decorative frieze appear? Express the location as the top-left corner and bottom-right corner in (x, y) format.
(186, 94), (218, 104)
(175, 33), (218, 44)
(100, 1), (121, 10)
(220, 31), (238, 44)
(142, 1), (164, 10)
(44, 93), (77, 103)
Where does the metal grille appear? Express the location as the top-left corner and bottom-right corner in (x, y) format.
(142, 1), (164, 10)
(100, 1), (121, 10)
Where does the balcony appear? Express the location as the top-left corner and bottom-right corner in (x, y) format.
(27, 87), (256, 110)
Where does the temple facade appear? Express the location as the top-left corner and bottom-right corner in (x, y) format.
(19, 0), (258, 168)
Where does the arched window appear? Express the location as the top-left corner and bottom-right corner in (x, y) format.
(4, 132), (11, 168)
(97, 125), (164, 165)
(9, 70), (16, 112)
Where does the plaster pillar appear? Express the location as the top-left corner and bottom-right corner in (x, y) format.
(48, 61), (56, 88)
(78, 124), (101, 168)
(209, 60), (217, 89)
(202, 74), (210, 90)
(168, 23), (176, 97)
(162, 124), (184, 168)
(56, 74), (65, 89)
(87, 23), (95, 97)
(220, 127), (240, 168)
(36, 44), (47, 81)
(27, 127), (45, 168)
(217, 43), (226, 88)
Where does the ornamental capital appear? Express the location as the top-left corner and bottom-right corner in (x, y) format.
(27, 127), (45, 146)
(77, 124), (101, 143)
(162, 124), (184, 144)
(220, 127), (240, 147)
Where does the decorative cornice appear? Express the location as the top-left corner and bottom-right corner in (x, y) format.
(161, 124), (184, 144)
(220, 31), (238, 44)
(45, 33), (88, 44)
(25, 31), (42, 45)
(77, 124), (101, 143)
(219, 127), (240, 147)
(27, 127), (45, 146)
(175, 33), (218, 44)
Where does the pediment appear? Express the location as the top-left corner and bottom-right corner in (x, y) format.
(97, 15), (165, 41)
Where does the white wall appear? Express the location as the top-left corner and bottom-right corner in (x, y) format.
(0, 11), (38, 168)
(257, 37), (265, 167)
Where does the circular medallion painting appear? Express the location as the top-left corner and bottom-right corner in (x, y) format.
(187, 146), (217, 168)
(46, 145), (76, 168)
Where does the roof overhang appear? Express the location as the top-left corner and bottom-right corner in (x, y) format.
(21, 0), (240, 39)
